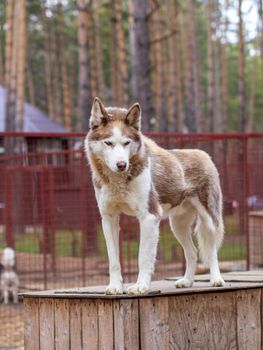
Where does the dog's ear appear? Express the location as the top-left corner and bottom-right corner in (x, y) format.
(125, 103), (141, 130)
(90, 97), (109, 129)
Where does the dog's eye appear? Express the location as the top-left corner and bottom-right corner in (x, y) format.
(104, 141), (113, 146)
(124, 141), (131, 146)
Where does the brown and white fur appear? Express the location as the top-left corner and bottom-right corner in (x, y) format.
(0, 247), (19, 304)
(85, 97), (225, 295)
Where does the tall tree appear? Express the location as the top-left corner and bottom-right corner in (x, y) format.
(16, 0), (27, 131)
(166, 1), (184, 132)
(77, 0), (92, 131)
(238, 0), (246, 132)
(110, 0), (129, 106)
(132, 0), (154, 131)
(57, 2), (72, 130)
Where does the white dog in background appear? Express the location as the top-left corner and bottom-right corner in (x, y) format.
(0, 247), (19, 304)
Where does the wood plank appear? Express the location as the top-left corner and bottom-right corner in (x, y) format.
(54, 299), (70, 350)
(69, 299), (82, 350)
(24, 297), (40, 350)
(82, 299), (98, 350)
(98, 300), (114, 350)
(39, 298), (54, 350)
(113, 299), (139, 350)
(168, 291), (237, 349)
(237, 289), (261, 350)
(139, 297), (169, 350)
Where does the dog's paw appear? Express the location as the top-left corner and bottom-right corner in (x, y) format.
(174, 278), (193, 288)
(211, 277), (225, 287)
(105, 283), (123, 295)
(126, 282), (150, 295)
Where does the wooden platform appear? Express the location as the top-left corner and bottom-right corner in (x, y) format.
(23, 271), (263, 350)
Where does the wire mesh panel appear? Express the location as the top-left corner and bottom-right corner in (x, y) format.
(0, 132), (262, 348)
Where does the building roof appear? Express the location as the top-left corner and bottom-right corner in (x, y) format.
(0, 86), (67, 133)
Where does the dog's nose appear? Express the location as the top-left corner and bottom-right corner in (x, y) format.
(117, 161), (127, 171)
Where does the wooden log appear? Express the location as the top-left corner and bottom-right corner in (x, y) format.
(24, 297), (40, 350)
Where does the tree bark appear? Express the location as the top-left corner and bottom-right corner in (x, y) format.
(77, 0), (92, 131)
(238, 0), (246, 132)
(16, 0), (27, 131)
(132, 0), (154, 131)
(57, 2), (72, 130)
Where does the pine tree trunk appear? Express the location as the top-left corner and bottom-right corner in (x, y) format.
(16, 0), (27, 131)
(207, 0), (214, 132)
(50, 15), (62, 124)
(167, 1), (184, 132)
(128, 0), (137, 100)
(5, 0), (17, 133)
(258, 0), (263, 75)
(238, 0), (246, 132)
(77, 0), (92, 131)
(57, 2), (72, 130)
(110, 0), (129, 106)
(42, 4), (55, 119)
(132, 0), (154, 131)
(221, 0), (229, 133)
(92, 0), (106, 100)
(149, 0), (168, 132)
(5, 0), (14, 86)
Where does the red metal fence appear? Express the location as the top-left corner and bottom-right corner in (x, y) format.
(0, 132), (263, 292)
(0, 132), (263, 348)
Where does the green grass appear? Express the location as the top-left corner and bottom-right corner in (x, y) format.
(0, 214), (246, 262)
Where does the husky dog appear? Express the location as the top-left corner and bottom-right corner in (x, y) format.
(0, 247), (19, 304)
(85, 98), (225, 294)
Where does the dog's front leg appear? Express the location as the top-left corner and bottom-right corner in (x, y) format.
(127, 213), (160, 294)
(102, 214), (123, 294)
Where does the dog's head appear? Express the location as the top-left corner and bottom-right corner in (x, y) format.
(86, 98), (142, 173)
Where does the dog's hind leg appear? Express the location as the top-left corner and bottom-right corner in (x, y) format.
(102, 214), (123, 294)
(191, 197), (225, 287)
(169, 205), (197, 288)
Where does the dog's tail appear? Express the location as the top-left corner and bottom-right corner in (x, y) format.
(1, 247), (16, 268)
(194, 181), (224, 267)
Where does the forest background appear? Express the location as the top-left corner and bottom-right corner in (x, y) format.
(0, 0), (262, 133)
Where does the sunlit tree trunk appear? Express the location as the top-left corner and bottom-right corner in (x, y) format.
(128, 0), (137, 100)
(149, 0), (166, 131)
(110, 0), (129, 106)
(238, 0), (246, 132)
(5, 0), (17, 133)
(5, 0), (14, 86)
(16, 0), (27, 131)
(207, 0), (214, 132)
(57, 2), (72, 130)
(167, 1), (184, 132)
(77, 0), (92, 131)
(42, 4), (55, 119)
(258, 0), (263, 74)
(132, 0), (154, 131)
(92, 0), (106, 100)
(221, 0), (229, 133)
(50, 15), (62, 124)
